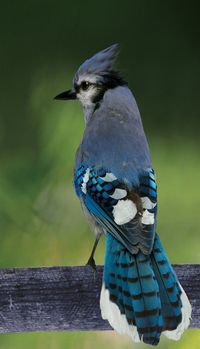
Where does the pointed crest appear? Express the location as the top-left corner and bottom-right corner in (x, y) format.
(74, 44), (119, 82)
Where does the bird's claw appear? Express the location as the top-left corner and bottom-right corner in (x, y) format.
(86, 256), (97, 271)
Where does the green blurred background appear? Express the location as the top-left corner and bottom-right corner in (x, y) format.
(0, 1), (199, 348)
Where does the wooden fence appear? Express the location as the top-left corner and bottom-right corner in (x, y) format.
(0, 264), (199, 333)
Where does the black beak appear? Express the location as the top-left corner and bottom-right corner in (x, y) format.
(54, 89), (77, 100)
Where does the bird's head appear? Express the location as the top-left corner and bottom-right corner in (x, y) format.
(54, 44), (127, 119)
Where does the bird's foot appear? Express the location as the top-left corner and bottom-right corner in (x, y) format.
(86, 256), (96, 271)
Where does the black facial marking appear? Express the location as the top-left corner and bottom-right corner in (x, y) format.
(74, 80), (93, 93)
(74, 70), (127, 112)
(74, 83), (79, 93)
(103, 70), (128, 89)
(94, 102), (101, 111)
(92, 70), (127, 107)
(81, 81), (91, 91)
(92, 86), (107, 104)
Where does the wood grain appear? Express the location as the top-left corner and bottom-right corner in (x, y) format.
(0, 264), (199, 333)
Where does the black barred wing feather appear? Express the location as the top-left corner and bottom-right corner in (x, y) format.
(74, 165), (157, 255)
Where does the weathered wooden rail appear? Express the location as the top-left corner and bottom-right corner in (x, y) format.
(0, 264), (199, 333)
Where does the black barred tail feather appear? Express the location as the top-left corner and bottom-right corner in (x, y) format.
(100, 233), (163, 346)
(152, 234), (192, 340)
(100, 233), (191, 346)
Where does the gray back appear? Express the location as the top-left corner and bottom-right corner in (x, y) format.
(76, 86), (151, 185)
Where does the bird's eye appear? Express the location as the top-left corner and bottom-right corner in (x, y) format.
(81, 81), (90, 91)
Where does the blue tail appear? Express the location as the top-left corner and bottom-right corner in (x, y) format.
(100, 233), (188, 346)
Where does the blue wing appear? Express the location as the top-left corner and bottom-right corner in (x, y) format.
(74, 165), (191, 345)
(74, 165), (157, 255)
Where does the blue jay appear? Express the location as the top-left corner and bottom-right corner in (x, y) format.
(55, 44), (191, 346)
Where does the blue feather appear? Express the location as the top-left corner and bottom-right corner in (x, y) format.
(104, 233), (163, 345)
(74, 165), (190, 345)
(103, 233), (184, 345)
(72, 46), (191, 345)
